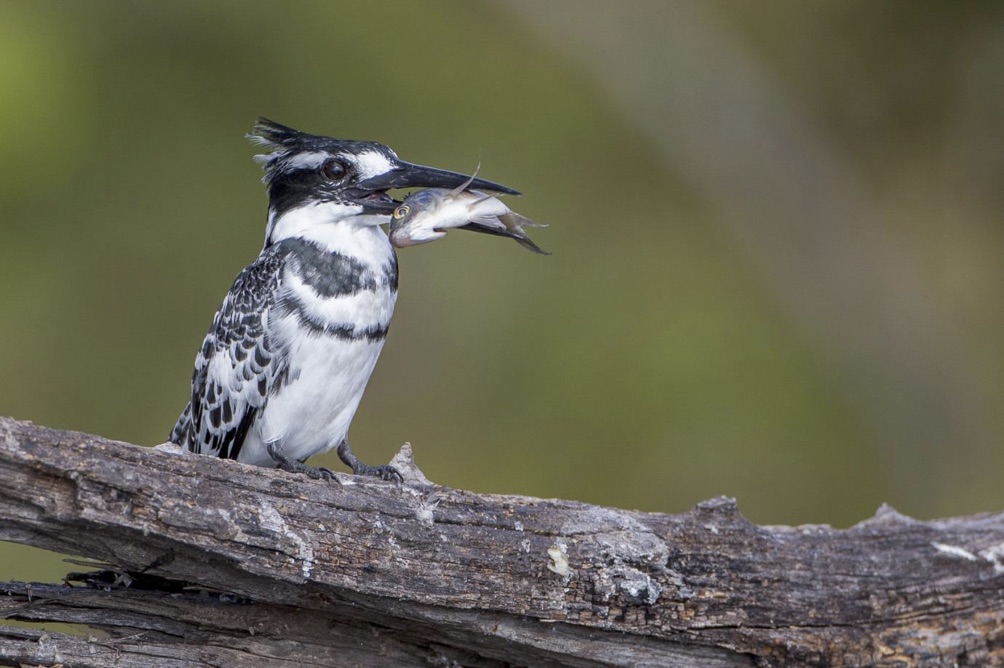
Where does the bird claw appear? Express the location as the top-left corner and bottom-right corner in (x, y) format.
(337, 441), (402, 483)
(267, 442), (341, 483)
(309, 466), (339, 482)
(278, 460), (340, 482)
(352, 463), (403, 483)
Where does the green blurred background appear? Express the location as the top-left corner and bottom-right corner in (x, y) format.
(3, 1), (1004, 583)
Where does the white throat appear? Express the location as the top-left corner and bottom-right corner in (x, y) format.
(267, 202), (392, 249)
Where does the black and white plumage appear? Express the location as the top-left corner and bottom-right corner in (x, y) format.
(169, 118), (517, 479)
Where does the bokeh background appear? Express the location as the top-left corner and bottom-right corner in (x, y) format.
(3, 1), (1004, 583)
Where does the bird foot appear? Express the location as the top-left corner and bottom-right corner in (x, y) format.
(337, 441), (402, 483)
(350, 462), (403, 483)
(266, 442), (340, 482)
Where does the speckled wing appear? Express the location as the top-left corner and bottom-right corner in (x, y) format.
(169, 247), (288, 460)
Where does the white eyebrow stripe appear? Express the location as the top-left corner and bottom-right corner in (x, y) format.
(353, 150), (395, 180)
(284, 151), (332, 171)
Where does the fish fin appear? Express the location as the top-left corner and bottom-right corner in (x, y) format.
(469, 213), (506, 230)
(499, 211), (551, 254)
(512, 234), (551, 255)
(458, 221), (511, 238)
(499, 211), (548, 230)
(450, 162), (482, 196)
(459, 220), (551, 256)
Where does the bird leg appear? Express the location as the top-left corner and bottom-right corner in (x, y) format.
(337, 440), (402, 482)
(266, 441), (338, 482)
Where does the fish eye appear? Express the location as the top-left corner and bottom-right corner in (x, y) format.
(393, 205), (410, 220)
(322, 159), (349, 181)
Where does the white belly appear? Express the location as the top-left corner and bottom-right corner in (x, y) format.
(236, 334), (387, 467)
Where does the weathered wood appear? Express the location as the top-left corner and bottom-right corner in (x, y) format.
(0, 417), (1002, 667)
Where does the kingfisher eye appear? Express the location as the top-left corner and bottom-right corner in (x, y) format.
(393, 205), (410, 220)
(322, 159), (349, 181)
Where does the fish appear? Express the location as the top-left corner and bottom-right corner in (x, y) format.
(389, 174), (550, 255)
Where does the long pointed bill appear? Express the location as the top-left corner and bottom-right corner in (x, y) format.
(356, 161), (521, 196)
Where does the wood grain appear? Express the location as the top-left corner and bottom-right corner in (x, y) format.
(1, 417), (1001, 666)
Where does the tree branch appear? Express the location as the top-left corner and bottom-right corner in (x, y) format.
(1, 417), (1002, 666)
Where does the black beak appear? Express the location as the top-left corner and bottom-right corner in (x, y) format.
(353, 161), (520, 212)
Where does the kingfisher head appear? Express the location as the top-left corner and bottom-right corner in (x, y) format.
(248, 118), (518, 245)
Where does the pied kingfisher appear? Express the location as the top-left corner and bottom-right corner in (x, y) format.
(169, 118), (517, 480)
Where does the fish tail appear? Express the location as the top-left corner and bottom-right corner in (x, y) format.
(514, 234), (551, 255)
(497, 212), (550, 254)
(500, 211), (548, 229)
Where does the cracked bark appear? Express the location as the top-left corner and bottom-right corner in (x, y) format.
(0, 417), (1002, 667)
